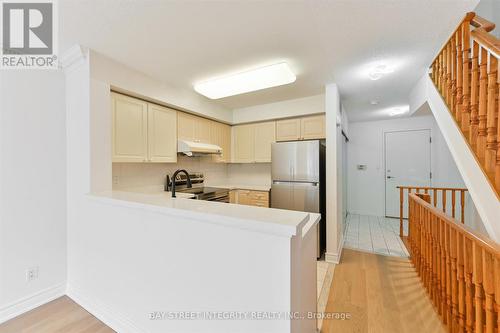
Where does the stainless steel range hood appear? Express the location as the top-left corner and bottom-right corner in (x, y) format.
(177, 139), (222, 157)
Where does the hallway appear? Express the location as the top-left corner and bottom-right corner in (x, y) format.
(344, 214), (409, 257)
(321, 249), (446, 333)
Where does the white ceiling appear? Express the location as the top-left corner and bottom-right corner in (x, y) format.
(59, 0), (477, 122)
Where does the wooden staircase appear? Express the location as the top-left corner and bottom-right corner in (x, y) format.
(430, 13), (500, 198)
(402, 14), (500, 332)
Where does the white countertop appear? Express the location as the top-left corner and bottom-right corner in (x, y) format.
(89, 188), (318, 237)
(113, 185), (195, 198)
(207, 184), (271, 192)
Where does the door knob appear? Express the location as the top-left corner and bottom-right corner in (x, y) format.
(387, 176), (395, 179)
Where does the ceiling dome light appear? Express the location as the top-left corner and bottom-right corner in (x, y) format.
(368, 65), (394, 80)
(194, 62), (296, 99)
(389, 105), (410, 116)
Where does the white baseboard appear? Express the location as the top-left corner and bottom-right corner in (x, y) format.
(66, 284), (145, 333)
(0, 283), (66, 324)
(325, 234), (345, 264)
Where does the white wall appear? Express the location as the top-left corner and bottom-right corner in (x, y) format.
(89, 49), (233, 124)
(347, 114), (486, 234)
(0, 71), (67, 322)
(348, 115), (460, 216)
(232, 94), (324, 124)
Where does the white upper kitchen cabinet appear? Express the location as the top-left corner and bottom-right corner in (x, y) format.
(301, 114), (325, 140)
(112, 93), (148, 162)
(232, 121), (275, 163)
(222, 124), (231, 162)
(177, 112), (197, 142)
(276, 118), (301, 141)
(195, 117), (211, 143)
(211, 121), (231, 163)
(112, 92), (177, 163)
(147, 104), (177, 163)
(232, 124), (255, 163)
(254, 121), (275, 163)
(276, 114), (325, 141)
(177, 112), (211, 143)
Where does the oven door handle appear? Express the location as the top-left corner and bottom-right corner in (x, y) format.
(208, 194), (230, 202)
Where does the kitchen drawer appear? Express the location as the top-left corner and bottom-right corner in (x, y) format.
(235, 190), (269, 207)
(229, 190), (238, 204)
(248, 191), (269, 201)
(249, 199), (268, 208)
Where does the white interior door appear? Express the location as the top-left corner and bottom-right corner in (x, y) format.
(385, 129), (431, 218)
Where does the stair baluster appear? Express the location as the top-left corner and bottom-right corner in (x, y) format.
(470, 41), (480, 151)
(478, 47), (489, 164)
(485, 55), (498, 181)
(461, 22), (472, 134)
(472, 242), (483, 333)
(455, 27), (462, 124)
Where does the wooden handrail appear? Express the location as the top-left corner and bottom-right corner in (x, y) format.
(406, 193), (500, 333)
(430, 12), (500, 199)
(397, 186), (469, 191)
(410, 193), (500, 253)
(397, 186), (468, 237)
(471, 15), (496, 33)
(471, 29), (500, 57)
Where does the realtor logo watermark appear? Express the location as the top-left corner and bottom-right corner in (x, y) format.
(1, 0), (58, 69)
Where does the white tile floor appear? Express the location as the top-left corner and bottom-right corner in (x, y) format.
(343, 214), (409, 257)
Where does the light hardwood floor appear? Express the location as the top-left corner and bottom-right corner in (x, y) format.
(321, 249), (446, 333)
(0, 296), (114, 333)
(1, 250), (445, 333)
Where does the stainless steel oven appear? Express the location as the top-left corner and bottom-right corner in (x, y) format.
(205, 193), (230, 203)
(165, 172), (229, 203)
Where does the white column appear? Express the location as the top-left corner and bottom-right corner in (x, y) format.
(325, 83), (344, 263)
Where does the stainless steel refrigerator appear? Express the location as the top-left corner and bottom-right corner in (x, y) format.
(271, 140), (326, 258)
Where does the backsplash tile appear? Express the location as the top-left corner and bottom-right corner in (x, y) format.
(227, 163), (272, 186)
(112, 155), (228, 190)
(112, 157), (272, 190)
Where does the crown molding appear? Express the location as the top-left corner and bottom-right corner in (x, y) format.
(59, 44), (88, 72)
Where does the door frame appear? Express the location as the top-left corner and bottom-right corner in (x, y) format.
(383, 128), (433, 218)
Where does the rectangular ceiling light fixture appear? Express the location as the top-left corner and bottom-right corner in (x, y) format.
(194, 62), (296, 99)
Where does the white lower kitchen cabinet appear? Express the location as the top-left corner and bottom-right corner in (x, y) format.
(229, 189), (270, 207)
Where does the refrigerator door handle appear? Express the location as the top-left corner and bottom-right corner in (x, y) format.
(294, 182), (319, 187)
(272, 181), (319, 186)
